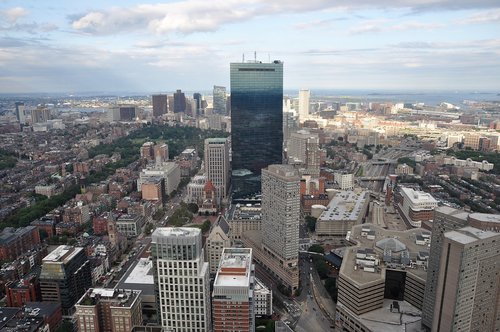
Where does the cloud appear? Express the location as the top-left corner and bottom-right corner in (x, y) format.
(1, 7), (28, 24)
(70, 0), (500, 36)
(294, 18), (338, 30)
(349, 20), (386, 34)
(462, 9), (500, 24)
(391, 22), (445, 30)
(0, 7), (57, 34)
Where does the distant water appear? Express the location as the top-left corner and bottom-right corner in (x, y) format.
(57, 107), (108, 113)
(284, 90), (500, 107)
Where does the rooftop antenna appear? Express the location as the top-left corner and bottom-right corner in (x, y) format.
(268, 53), (270, 62)
(242, 53), (245, 62)
(254, 51), (257, 62)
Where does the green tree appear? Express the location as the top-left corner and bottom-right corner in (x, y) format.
(187, 203), (199, 214)
(305, 216), (317, 232)
(308, 244), (325, 254)
(313, 256), (329, 279)
(55, 320), (74, 332)
(200, 219), (211, 233)
(324, 277), (338, 302)
(397, 157), (416, 168)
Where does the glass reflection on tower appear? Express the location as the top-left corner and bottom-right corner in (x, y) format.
(230, 60), (284, 199)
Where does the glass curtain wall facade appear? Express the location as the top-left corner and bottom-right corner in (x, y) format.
(230, 61), (283, 199)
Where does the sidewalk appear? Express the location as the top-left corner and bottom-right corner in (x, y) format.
(311, 269), (337, 325)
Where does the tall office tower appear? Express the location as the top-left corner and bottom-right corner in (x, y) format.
(283, 111), (298, 143)
(298, 89), (310, 121)
(213, 85), (227, 114)
(173, 89), (186, 113)
(31, 106), (51, 124)
(204, 138), (230, 202)
(75, 288), (142, 332)
(262, 165), (300, 272)
(152, 94), (168, 117)
(421, 206), (469, 329)
(154, 143), (169, 163)
(431, 227), (500, 331)
(39, 245), (91, 316)
(15, 102), (27, 124)
(193, 93), (202, 116)
(230, 60), (284, 199)
(212, 248), (255, 332)
(167, 95), (174, 113)
(226, 95), (231, 115)
(287, 130), (320, 175)
(110, 105), (137, 121)
(151, 228), (211, 332)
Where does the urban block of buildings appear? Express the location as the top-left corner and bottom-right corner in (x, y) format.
(316, 190), (369, 239)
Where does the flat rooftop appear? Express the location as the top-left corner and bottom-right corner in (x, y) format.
(43, 245), (82, 263)
(228, 203), (262, 221)
(468, 212), (500, 223)
(400, 187), (438, 205)
(214, 249), (252, 287)
(319, 190), (368, 222)
(446, 226), (499, 244)
(340, 224), (428, 285)
(116, 258), (154, 296)
(78, 288), (140, 308)
(152, 227), (200, 237)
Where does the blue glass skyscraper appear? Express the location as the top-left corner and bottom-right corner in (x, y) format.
(230, 60), (283, 199)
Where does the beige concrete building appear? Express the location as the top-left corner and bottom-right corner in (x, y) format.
(463, 133), (481, 150)
(287, 130), (320, 175)
(421, 206), (470, 329)
(204, 138), (230, 203)
(227, 203), (262, 242)
(431, 227), (500, 331)
(316, 190), (369, 239)
(242, 165), (300, 291)
(262, 165), (300, 267)
(336, 224), (429, 331)
(75, 288), (142, 332)
(138, 162), (180, 196)
(333, 172), (354, 190)
(140, 177), (164, 202)
(205, 217), (231, 275)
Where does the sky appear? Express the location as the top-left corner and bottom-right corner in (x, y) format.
(0, 0), (500, 93)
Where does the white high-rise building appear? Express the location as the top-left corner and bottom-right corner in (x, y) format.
(151, 228), (212, 332)
(262, 164), (300, 267)
(204, 138), (230, 202)
(298, 89), (310, 121)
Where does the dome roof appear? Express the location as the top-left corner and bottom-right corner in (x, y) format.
(376, 237), (407, 252)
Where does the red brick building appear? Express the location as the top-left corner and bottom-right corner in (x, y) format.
(0, 226), (41, 261)
(5, 275), (41, 307)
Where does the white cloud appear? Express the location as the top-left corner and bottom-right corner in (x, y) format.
(1, 7), (28, 24)
(70, 0), (500, 35)
(391, 21), (445, 30)
(462, 9), (500, 24)
(349, 20), (386, 34)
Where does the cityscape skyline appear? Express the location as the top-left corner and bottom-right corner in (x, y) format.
(1, 1), (500, 93)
